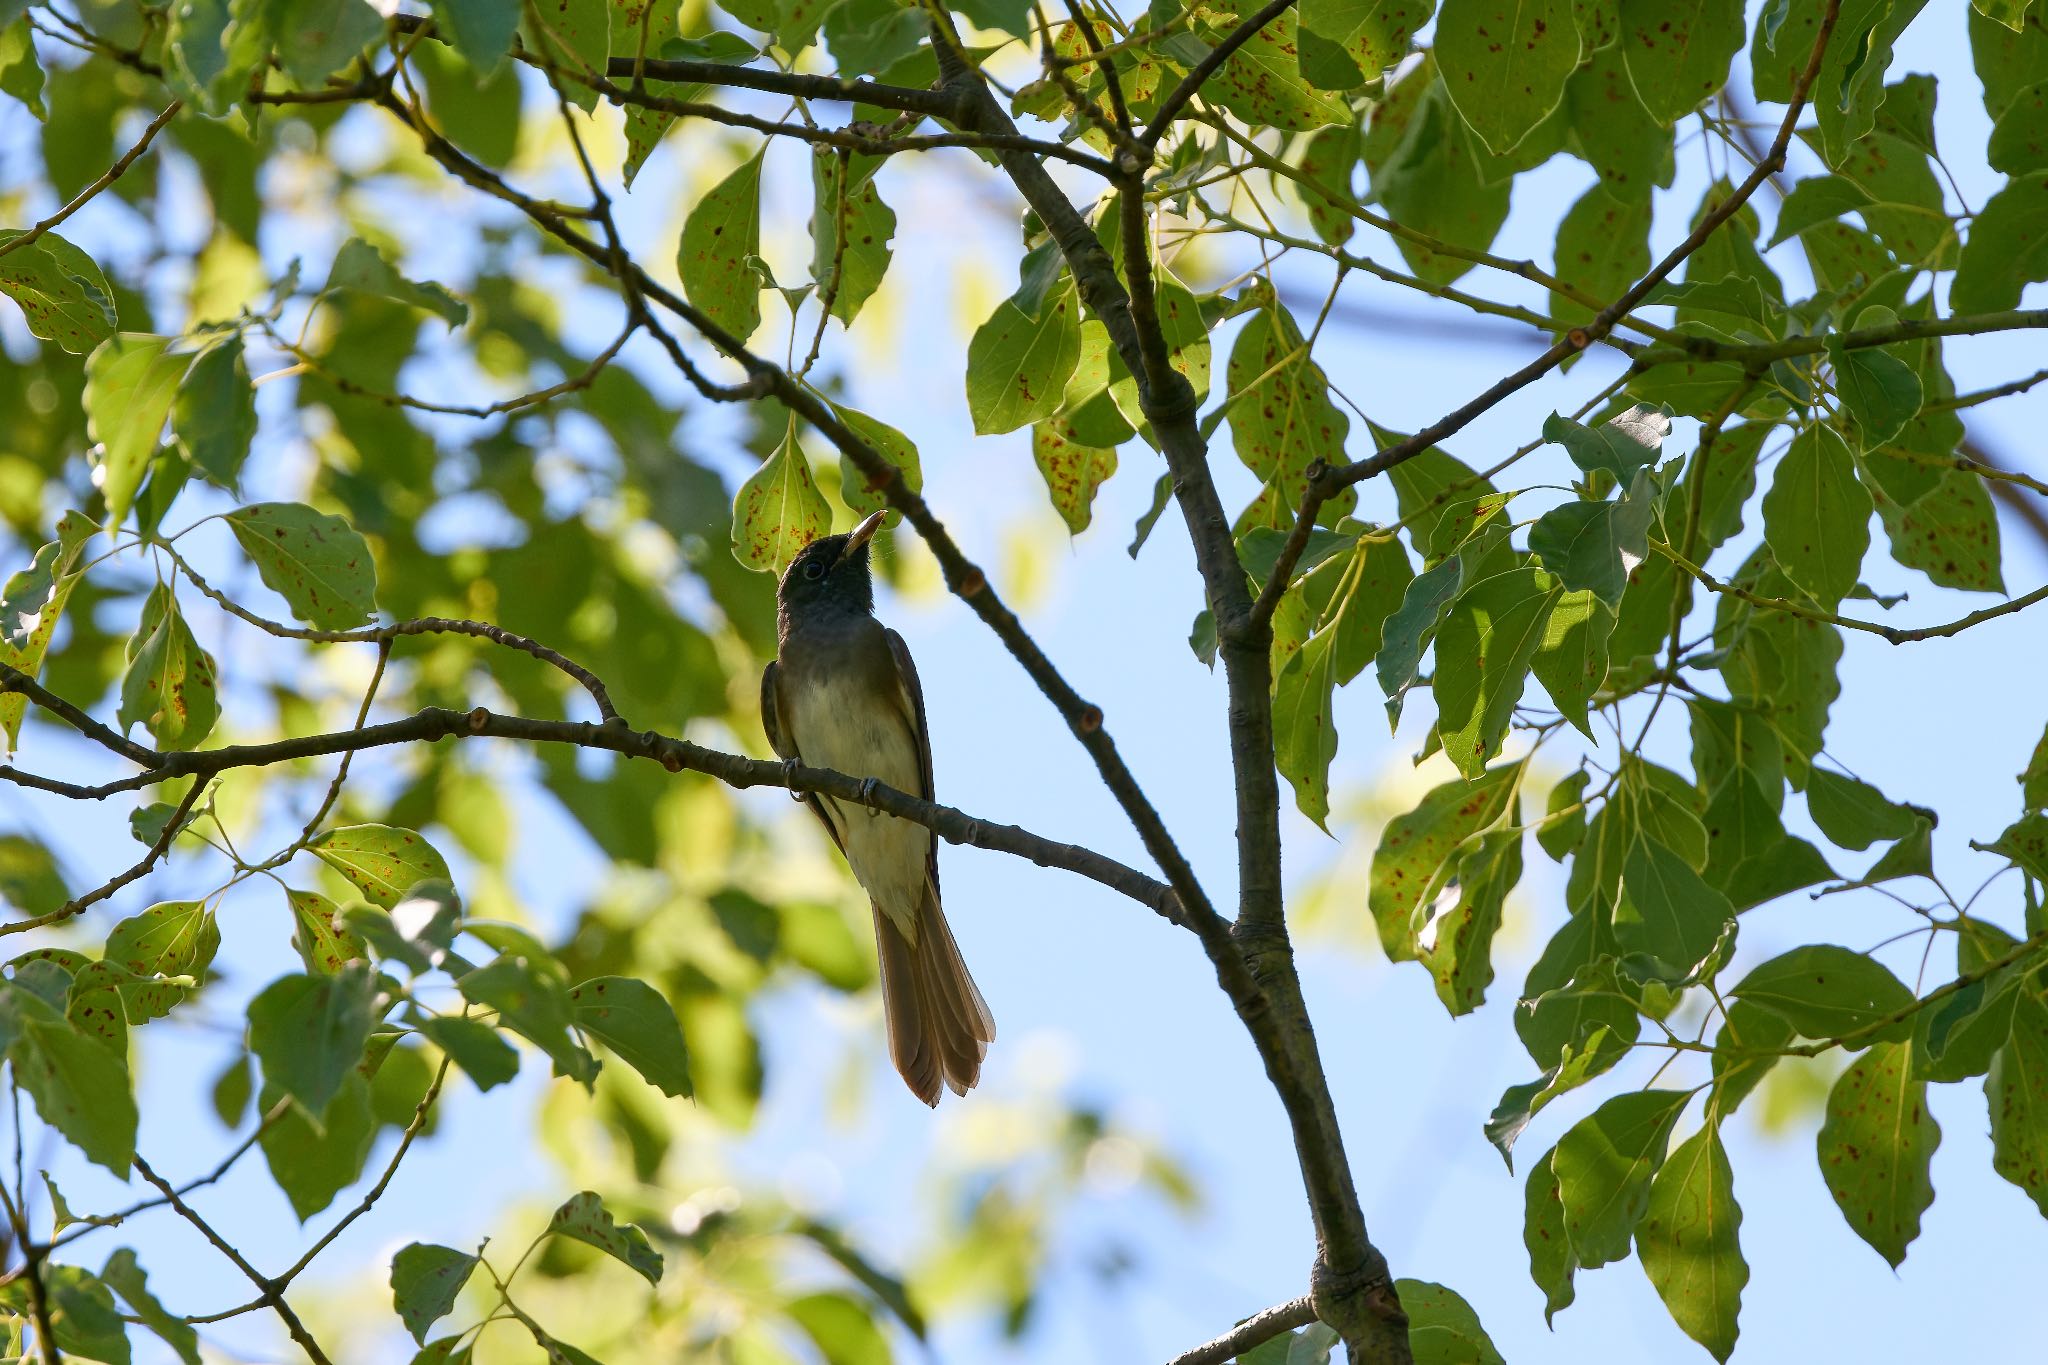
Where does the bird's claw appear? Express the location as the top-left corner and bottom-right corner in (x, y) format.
(859, 776), (882, 816)
(782, 757), (806, 802)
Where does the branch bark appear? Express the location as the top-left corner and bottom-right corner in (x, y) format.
(1165, 1294), (1318, 1365)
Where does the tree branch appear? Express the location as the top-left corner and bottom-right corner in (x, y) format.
(0, 101), (178, 263)
(1141, 0), (1295, 149)
(0, 779), (206, 938)
(1166, 1295), (1319, 1365)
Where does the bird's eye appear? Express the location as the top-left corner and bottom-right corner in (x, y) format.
(801, 560), (826, 581)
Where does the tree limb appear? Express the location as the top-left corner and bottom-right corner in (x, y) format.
(1166, 1294), (1319, 1365)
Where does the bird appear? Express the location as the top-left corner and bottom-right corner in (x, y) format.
(760, 509), (994, 1105)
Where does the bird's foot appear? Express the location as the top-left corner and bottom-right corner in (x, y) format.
(859, 776), (882, 815)
(782, 757), (806, 802)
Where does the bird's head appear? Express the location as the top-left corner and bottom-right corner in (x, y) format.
(777, 509), (884, 626)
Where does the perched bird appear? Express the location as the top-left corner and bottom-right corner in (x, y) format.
(761, 510), (994, 1105)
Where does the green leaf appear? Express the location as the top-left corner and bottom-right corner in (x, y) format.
(1711, 999), (1795, 1113)
(1987, 989), (2048, 1219)
(410, 1337), (474, 1365)
(1551, 183), (1652, 326)
(224, 502), (378, 630)
(1619, 0), (1743, 124)
(1760, 424), (1870, 607)
(1828, 339), (1923, 450)
(1367, 763), (1519, 961)
(1637, 1119), (1746, 1362)
(1985, 810), (2048, 881)
(324, 237), (467, 327)
(1432, 567), (1560, 778)
(2025, 724), (2048, 810)
(270, 0), (383, 84)
(732, 425), (832, 575)
(1436, 0), (1580, 154)
(458, 953), (597, 1084)
(1551, 1088), (1690, 1268)
(1543, 405), (1670, 484)
(1365, 66), (1513, 283)
(0, 19), (44, 119)
(1107, 270), (1210, 424)
(390, 1242), (479, 1343)
(1375, 551), (1466, 720)
(103, 899), (219, 984)
(247, 964), (377, 1123)
(0, 512), (96, 750)
(1398, 1279), (1505, 1364)
(286, 888), (368, 975)
(85, 334), (192, 534)
(568, 976), (691, 1098)
(309, 826), (452, 908)
(117, 583), (220, 750)
(1731, 945), (1913, 1043)
(1564, 37), (1675, 192)
(1523, 1157), (1577, 1323)
(1868, 466), (2006, 594)
(1953, 170), (2048, 312)
(173, 335), (257, 488)
(809, 149), (895, 326)
(828, 401), (922, 524)
(5, 1264), (131, 1364)
(1420, 828), (1523, 1015)
(431, 0), (519, 74)
(1530, 590), (1613, 736)
(521, 0), (609, 110)
(965, 281), (1082, 435)
(1381, 434), (1507, 556)
(1806, 768), (1918, 851)
(0, 231), (115, 354)
(417, 1014), (519, 1091)
(1766, 173), (1875, 246)
(3, 986), (136, 1175)
(1297, 0), (1436, 90)
(1989, 77), (2048, 173)
(1975, 0), (2036, 32)
(548, 1190), (664, 1286)
(677, 152), (766, 343)
(258, 1071), (376, 1219)
(1616, 836), (1735, 979)
(1817, 1039), (1938, 1267)
(1203, 9), (1350, 129)
(1528, 473), (1655, 607)
(787, 1291), (892, 1365)
(1031, 418), (1118, 535)
(101, 1248), (201, 1365)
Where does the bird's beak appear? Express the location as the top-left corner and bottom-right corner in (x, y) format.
(844, 509), (886, 554)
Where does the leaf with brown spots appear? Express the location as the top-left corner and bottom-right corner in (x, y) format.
(569, 975), (691, 1097)
(104, 899), (220, 983)
(117, 583), (220, 750)
(809, 147), (896, 324)
(1364, 62), (1514, 283)
(829, 400), (922, 524)
(678, 151), (765, 342)
(1435, 0), (1582, 156)
(521, 0), (610, 111)
(1367, 760), (1521, 960)
(390, 1242), (479, 1343)
(0, 230), (116, 354)
(1, 983), (137, 1175)
(1031, 416), (1118, 535)
(1730, 944), (1913, 1042)
(1198, 8), (1350, 130)
(286, 888), (369, 975)
(1298, 0), (1436, 90)
(226, 501), (379, 629)
(547, 1190), (665, 1285)
(1433, 566), (1563, 779)
(0, 510), (96, 751)
(1990, 991), (2048, 1219)
(731, 424), (831, 575)
(1817, 1039), (1939, 1267)
(309, 824), (454, 908)
(1420, 826), (1523, 1015)
(965, 280), (1081, 435)
(1618, 0), (1744, 125)
(1224, 291), (1354, 522)
(1637, 1117), (1747, 1361)
(1868, 465), (2005, 594)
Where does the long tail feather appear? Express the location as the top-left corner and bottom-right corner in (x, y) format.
(873, 888), (994, 1106)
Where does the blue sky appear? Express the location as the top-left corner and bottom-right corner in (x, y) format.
(7, 1), (2048, 1362)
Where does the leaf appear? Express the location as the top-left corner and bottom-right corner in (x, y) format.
(1869, 466), (2006, 594)
(390, 1242), (479, 1343)
(809, 148), (896, 324)
(1031, 418), (1118, 535)
(247, 964), (377, 1124)
(7, 1264), (131, 1364)
(222, 502), (377, 629)
(965, 282), (1082, 435)
(1730, 944), (1913, 1043)
(325, 237), (467, 326)
(1952, 170), (2048, 312)
(1564, 37), (1674, 192)
(548, 1190), (664, 1285)
(1760, 424), (1870, 607)
(0, 230), (116, 352)
(787, 1291), (892, 1365)
(569, 976), (691, 1097)
(1365, 66), (1513, 283)
(1637, 1119), (1746, 1362)
(1551, 183), (1652, 326)
(417, 1014), (519, 1091)
(458, 953), (597, 1084)
(286, 888), (368, 975)
(1432, 567), (1560, 778)
(3, 986), (137, 1175)
(827, 401), (921, 524)
(1551, 1088), (1690, 1267)
(1530, 591), (1613, 736)
(173, 335), (257, 487)
(1711, 999), (1795, 1113)
(432, 0), (520, 74)
(1616, 836), (1735, 980)
(1987, 989), (2048, 1219)
(521, 0), (608, 110)
(1435, 0), (1580, 154)
(1398, 1279), (1505, 1364)
(1989, 77), (2048, 173)
(1420, 828), (1523, 1015)
(1817, 1039), (1939, 1267)
(1985, 810), (2048, 882)
(1106, 270), (1210, 424)
(272, 0), (383, 85)
(732, 425), (832, 575)
(0, 20), (44, 119)
(1367, 763), (1519, 961)
(117, 583), (220, 750)
(1805, 769), (1918, 852)
(258, 1071), (376, 1219)
(103, 900), (219, 986)
(85, 333), (192, 534)
(101, 1248), (201, 1365)
(1543, 405), (1670, 484)
(1766, 173), (1874, 246)
(1619, 0), (1744, 124)
(679, 152), (765, 342)
(0, 512), (95, 750)
(1528, 473), (1655, 606)
(323, 817), (455, 904)
(1828, 339), (1923, 450)
(1297, 0), (1436, 90)
(1523, 1155), (1578, 1322)
(1203, 9), (1350, 129)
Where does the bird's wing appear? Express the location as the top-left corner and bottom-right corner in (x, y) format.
(884, 630), (941, 893)
(761, 659), (846, 853)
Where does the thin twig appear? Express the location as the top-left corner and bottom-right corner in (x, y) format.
(0, 102), (179, 262)
(1165, 1295), (1319, 1365)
